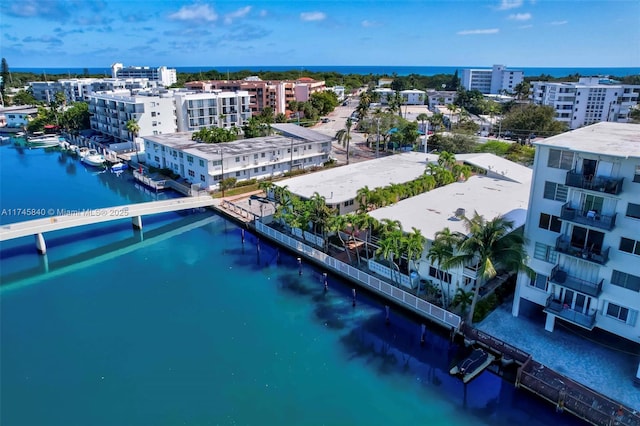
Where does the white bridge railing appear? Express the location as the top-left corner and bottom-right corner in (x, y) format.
(256, 221), (461, 330)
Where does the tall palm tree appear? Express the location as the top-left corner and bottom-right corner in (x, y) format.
(427, 228), (459, 308)
(443, 212), (531, 323)
(335, 117), (353, 164)
(126, 118), (141, 155)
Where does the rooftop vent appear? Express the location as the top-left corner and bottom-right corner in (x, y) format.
(455, 208), (466, 218)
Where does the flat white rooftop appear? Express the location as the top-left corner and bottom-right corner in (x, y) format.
(368, 173), (531, 241)
(455, 153), (532, 183)
(275, 152), (437, 204)
(143, 132), (329, 161)
(535, 122), (640, 159)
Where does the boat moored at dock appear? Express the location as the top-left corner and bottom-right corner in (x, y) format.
(450, 348), (495, 384)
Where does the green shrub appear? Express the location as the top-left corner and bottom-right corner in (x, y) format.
(235, 179), (257, 187)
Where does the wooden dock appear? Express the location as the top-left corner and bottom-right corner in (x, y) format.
(460, 324), (639, 426)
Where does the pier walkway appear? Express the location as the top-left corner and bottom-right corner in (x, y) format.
(0, 196), (218, 253)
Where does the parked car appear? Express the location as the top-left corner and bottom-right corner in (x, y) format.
(321, 118), (330, 123)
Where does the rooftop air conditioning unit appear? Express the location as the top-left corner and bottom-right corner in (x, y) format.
(455, 208), (466, 218)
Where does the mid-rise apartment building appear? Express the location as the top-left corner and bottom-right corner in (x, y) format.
(173, 90), (252, 132)
(530, 77), (640, 129)
(88, 91), (176, 149)
(87, 89), (251, 149)
(461, 64), (524, 95)
(512, 122), (640, 382)
(143, 124), (332, 190)
(111, 63), (177, 87)
(30, 78), (156, 103)
(185, 76), (326, 115)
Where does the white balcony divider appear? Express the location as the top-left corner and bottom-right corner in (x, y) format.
(256, 221), (461, 330)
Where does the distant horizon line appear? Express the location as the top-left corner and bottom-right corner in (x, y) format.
(12, 65), (640, 70)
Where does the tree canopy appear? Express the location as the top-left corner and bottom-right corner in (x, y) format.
(499, 104), (568, 142)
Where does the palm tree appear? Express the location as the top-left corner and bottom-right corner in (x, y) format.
(437, 151), (456, 170)
(335, 117), (353, 164)
(328, 214), (352, 263)
(405, 227), (425, 276)
(351, 212), (378, 261)
(427, 228), (459, 308)
(126, 119), (141, 156)
(451, 288), (473, 316)
(443, 212), (531, 323)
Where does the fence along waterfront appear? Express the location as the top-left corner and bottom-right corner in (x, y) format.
(255, 221), (461, 330)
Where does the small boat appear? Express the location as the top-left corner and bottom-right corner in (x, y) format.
(82, 149), (106, 167)
(76, 147), (90, 158)
(111, 162), (128, 172)
(68, 144), (79, 153)
(27, 133), (61, 147)
(450, 348), (495, 384)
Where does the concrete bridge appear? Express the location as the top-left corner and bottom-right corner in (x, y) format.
(0, 196), (218, 254)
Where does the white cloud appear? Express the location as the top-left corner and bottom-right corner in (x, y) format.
(457, 28), (500, 35)
(497, 0), (523, 10)
(508, 12), (531, 21)
(550, 20), (568, 25)
(300, 11), (326, 21)
(224, 6), (251, 24)
(519, 24), (533, 29)
(169, 4), (218, 22)
(361, 20), (380, 28)
(259, 10), (267, 17)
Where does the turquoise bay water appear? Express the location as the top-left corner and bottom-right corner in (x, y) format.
(0, 143), (585, 426)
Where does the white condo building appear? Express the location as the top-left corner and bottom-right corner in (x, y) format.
(461, 64), (524, 95)
(173, 90), (251, 132)
(88, 91), (176, 150)
(512, 122), (640, 382)
(142, 124), (332, 190)
(87, 89), (251, 149)
(530, 77), (640, 130)
(30, 78), (156, 103)
(111, 63), (177, 87)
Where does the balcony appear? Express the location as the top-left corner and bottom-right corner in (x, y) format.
(565, 170), (624, 195)
(544, 295), (597, 330)
(559, 203), (616, 231)
(548, 264), (603, 297)
(555, 235), (610, 265)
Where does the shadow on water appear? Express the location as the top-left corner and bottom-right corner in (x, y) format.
(216, 227), (589, 426)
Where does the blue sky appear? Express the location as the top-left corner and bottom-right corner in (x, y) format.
(2, 0), (639, 69)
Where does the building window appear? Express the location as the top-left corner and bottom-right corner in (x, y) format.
(633, 165), (640, 183)
(187, 155), (193, 163)
(154, 156), (160, 162)
(543, 182), (568, 202)
(429, 266), (452, 284)
(179, 152), (183, 158)
(547, 149), (574, 170)
(534, 242), (558, 263)
(235, 171), (241, 177)
(188, 170), (195, 177)
(529, 273), (548, 290)
(236, 157), (240, 162)
(539, 213), (562, 233)
(199, 159), (205, 167)
(620, 237), (640, 255)
(626, 203), (640, 219)
(200, 174), (206, 182)
(611, 270), (640, 292)
(605, 302), (637, 325)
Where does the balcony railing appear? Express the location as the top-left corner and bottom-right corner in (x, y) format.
(548, 264), (604, 297)
(559, 203), (616, 231)
(565, 170), (624, 195)
(544, 295), (597, 330)
(555, 235), (610, 265)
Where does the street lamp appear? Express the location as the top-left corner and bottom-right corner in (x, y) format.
(376, 117), (380, 158)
